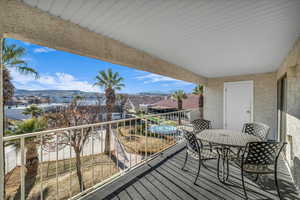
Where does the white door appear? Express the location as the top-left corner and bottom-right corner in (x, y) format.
(224, 81), (253, 131)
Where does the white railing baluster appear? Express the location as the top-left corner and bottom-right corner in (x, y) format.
(55, 133), (58, 200)
(80, 128), (84, 192)
(40, 134), (43, 200)
(20, 137), (25, 200)
(109, 124), (112, 176)
(101, 125), (103, 179)
(116, 122), (119, 171)
(89, 126), (95, 185)
(129, 120), (132, 168)
(123, 121), (126, 170)
(69, 131), (72, 198)
(145, 119), (148, 159)
(135, 119), (137, 165)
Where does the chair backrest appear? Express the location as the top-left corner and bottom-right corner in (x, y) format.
(242, 122), (270, 140)
(182, 130), (201, 153)
(242, 142), (286, 165)
(192, 119), (211, 134)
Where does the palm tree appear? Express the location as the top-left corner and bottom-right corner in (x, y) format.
(192, 84), (204, 118)
(116, 94), (128, 116)
(171, 90), (187, 125)
(3, 68), (14, 104)
(94, 69), (124, 153)
(22, 104), (43, 118)
(2, 39), (39, 104)
(12, 117), (47, 199)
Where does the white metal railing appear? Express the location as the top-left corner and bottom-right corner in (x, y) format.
(3, 109), (193, 200)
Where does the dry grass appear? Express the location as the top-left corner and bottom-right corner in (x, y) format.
(37, 152), (114, 180)
(5, 153), (119, 200)
(118, 126), (176, 155)
(5, 166), (21, 200)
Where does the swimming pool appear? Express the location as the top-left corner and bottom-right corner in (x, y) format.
(149, 125), (177, 135)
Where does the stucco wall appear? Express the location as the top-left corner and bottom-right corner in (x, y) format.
(277, 38), (300, 188)
(204, 72), (277, 139)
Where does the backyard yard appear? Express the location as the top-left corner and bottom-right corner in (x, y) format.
(117, 125), (176, 155)
(5, 153), (119, 200)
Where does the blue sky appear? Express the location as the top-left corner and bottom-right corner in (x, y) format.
(7, 38), (196, 94)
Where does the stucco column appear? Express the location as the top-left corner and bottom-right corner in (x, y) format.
(0, 33), (4, 200)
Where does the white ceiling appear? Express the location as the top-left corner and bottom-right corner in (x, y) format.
(23, 0), (300, 78)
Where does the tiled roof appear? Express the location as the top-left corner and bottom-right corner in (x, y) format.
(151, 94), (198, 110)
(125, 95), (166, 110)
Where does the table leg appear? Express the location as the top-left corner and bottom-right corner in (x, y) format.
(222, 148), (224, 181)
(219, 146), (229, 184)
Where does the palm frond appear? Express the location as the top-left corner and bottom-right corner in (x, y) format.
(192, 84), (204, 95)
(17, 66), (40, 79)
(94, 68), (125, 91)
(171, 90), (187, 101)
(2, 40), (40, 80)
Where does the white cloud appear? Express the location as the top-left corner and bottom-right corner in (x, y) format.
(23, 42), (31, 46)
(136, 74), (176, 83)
(33, 47), (56, 53)
(136, 73), (192, 86)
(10, 69), (100, 92)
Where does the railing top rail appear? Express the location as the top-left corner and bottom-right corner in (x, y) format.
(3, 109), (193, 142)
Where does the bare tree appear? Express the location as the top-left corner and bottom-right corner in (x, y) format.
(45, 97), (101, 191)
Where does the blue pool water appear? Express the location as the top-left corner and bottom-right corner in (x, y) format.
(149, 125), (177, 135)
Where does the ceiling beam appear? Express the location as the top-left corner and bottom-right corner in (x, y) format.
(0, 0), (207, 85)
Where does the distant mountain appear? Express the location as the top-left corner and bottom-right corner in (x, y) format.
(15, 89), (102, 98)
(138, 91), (170, 96)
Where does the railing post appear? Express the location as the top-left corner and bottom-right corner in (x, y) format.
(109, 124), (112, 176)
(91, 126), (95, 186)
(145, 118), (148, 159)
(55, 133), (59, 200)
(40, 134), (44, 200)
(0, 35), (4, 200)
(20, 137), (25, 200)
(69, 131), (72, 198)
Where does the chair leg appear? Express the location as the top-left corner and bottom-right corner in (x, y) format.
(226, 157), (229, 181)
(182, 150), (188, 170)
(194, 158), (202, 184)
(202, 160), (209, 170)
(217, 153), (221, 181)
(254, 174), (259, 182)
(275, 170), (281, 200)
(241, 169), (248, 199)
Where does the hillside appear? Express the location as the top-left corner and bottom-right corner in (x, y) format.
(15, 89), (103, 98)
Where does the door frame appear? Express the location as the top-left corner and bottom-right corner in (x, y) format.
(223, 80), (254, 129)
(277, 74), (287, 142)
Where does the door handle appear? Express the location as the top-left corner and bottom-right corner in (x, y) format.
(246, 110), (251, 114)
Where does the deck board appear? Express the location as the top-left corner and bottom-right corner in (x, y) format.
(85, 144), (300, 200)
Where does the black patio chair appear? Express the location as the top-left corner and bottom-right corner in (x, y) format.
(191, 119), (215, 149)
(181, 130), (217, 184)
(242, 122), (270, 140)
(239, 141), (287, 199)
(234, 122), (271, 159)
(191, 119), (212, 133)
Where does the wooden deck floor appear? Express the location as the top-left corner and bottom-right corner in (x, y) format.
(84, 144), (300, 200)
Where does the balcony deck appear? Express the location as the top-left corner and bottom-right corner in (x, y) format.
(84, 144), (299, 200)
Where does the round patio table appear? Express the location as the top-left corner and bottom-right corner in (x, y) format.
(196, 129), (261, 183)
(196, 129), (261, 147)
